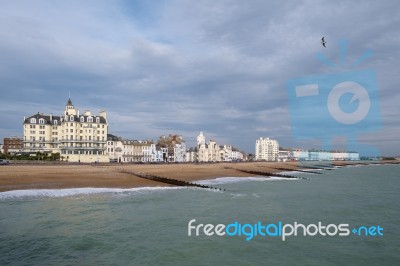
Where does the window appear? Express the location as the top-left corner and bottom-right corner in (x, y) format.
(65, 116), (68, 122)
(70, 129), (73, 133)
(87, 116), (93, 123)
(54, 120), (58, 125)
(70, 116), (74, 121)
(39, 118), (45, 124)
(30, 118), (36, 124)
(96, 117), (100, 123)
(30, 130), (35, 134)
(80, 117), (84, 122)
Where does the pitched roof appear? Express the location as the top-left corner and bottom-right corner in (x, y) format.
(23, 113), (61, 125)
(24, 113), (107, 124)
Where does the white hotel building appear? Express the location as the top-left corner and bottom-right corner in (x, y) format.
(255, 137), (279, 161)
(23, 98), (109, 163)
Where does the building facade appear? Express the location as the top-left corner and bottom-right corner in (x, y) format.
(255, 137), (279, 161)
(23, 98), (109, 162)
(157, 134), (186, 162)
(187, 132), (244, 162)
(3, 137), (23, 154)
(107, 135), (164, 163)
(290, 149), (360, 161)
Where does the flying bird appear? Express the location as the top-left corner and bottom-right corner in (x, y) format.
(321, 37), (327, 48)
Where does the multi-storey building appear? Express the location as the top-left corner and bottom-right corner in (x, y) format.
(290, 149), (360, 161)
(3, 137), (23, 154)
(23, 98), (109, 162)
(107, 135), (163, 163)
(189, 132), (244, 162)
(157, 134), (186, 162)
(255, 137), (279, 161)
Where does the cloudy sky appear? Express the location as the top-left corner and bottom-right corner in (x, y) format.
(0, 0), (399, 156)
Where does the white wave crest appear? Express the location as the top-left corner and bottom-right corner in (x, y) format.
(279, 171), (308, 175)
(195, 176), (298, 185)
(0, 187), (184, 200)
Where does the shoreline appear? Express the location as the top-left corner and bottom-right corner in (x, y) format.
(0, 161), (397, 192)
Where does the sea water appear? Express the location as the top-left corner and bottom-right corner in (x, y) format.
(0, 164), (399, 265)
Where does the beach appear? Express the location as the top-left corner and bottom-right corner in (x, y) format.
(0, 162), (286, 192)
(0, 161), (393, 192)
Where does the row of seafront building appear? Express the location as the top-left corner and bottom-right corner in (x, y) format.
(255, 137), (360, 161)
(3, 98), (245, 163)
(107, 132), (244, 163)
(1, 98), (359, 163)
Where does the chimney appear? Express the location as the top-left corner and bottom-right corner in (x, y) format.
(50, 113), (53, 121)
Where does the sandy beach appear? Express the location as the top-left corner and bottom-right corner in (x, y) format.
(0, 161), (393, 192)
(0, 162), (293, 192)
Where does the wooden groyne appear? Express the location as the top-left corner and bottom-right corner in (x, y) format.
(267, 167), (322, 175)
(296, 165), (333, 170)
(116, 169), (225, 191)
(225, 167), (309, 180)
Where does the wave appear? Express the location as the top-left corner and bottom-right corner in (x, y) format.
(0, 187), (184, 200)
(279, 171), (308, 175)
(195, 176), (299, 185)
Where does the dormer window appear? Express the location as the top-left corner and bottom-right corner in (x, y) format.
(96, 117), (100, 123)
(87, 116), (93, 123)
(80, 116), (84, 122)
(39, 118), (45, 124)
(54, 120), (58, 125)
(30, 118), (36, 124)
(65, 116), (68, 122)
(70, 115), (74, 121)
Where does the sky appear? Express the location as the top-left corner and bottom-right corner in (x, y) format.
(0, 0), (399, 156)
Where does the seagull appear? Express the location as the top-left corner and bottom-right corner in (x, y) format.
(321, 37), (327, 48)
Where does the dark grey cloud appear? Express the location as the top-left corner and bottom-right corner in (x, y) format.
(0, 0), (399, 155)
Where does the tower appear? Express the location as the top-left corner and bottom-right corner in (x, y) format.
(197, 132), (205, 147)
(64, 98), (77, 116)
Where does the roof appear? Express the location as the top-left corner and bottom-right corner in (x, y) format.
(66, 98), (73, 106)
(24, 113), (107, 124)
(23, 113), (61, 125)
(107, 134), (120, 141)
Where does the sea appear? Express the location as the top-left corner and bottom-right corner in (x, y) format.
(0, 164), (399, 265)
